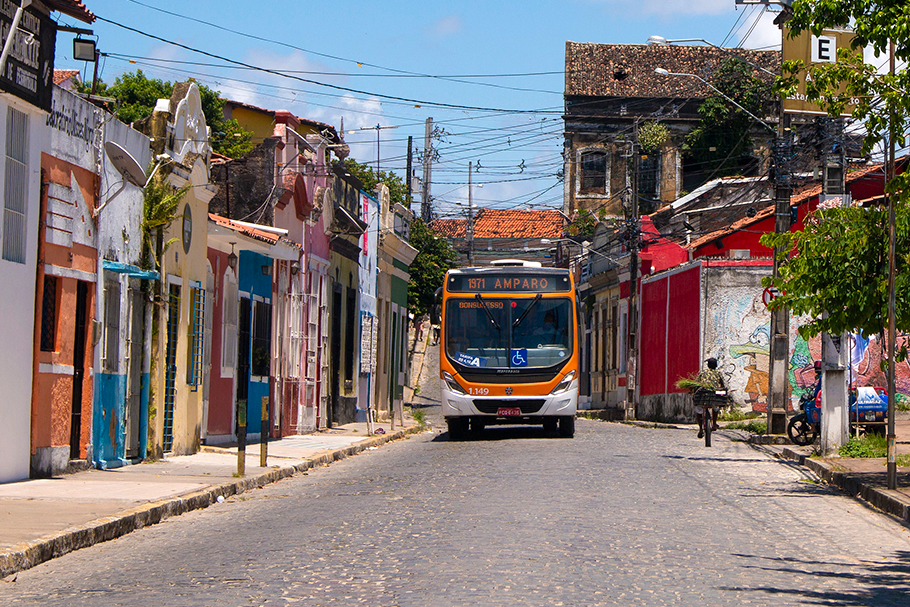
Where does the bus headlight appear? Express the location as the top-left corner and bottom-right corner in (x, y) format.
(550, 371), (575, 395)
(443, 371), (467, 395)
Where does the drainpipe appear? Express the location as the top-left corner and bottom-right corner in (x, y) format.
(0, 1), (33, 78)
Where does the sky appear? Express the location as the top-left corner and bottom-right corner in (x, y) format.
(53, 0), (791, 221)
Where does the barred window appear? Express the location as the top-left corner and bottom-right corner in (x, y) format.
(221, 270), (238, 377)
(3, 107), (29, 264)
(40, 275), (58, 352)
(187, 286), (205, 388)
(580, 150), (607, 194)
(102, 280), (121, 373)
(251, 299), (272, 378)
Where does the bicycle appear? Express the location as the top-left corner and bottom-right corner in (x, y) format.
(694, 388), (728, 447)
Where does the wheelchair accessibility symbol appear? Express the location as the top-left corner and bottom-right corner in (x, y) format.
(511, 348), (528, 367)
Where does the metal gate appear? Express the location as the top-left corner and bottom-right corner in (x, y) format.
(163, 284), (180, 452)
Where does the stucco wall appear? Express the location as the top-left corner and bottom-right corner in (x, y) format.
(0, 96), (49, 483)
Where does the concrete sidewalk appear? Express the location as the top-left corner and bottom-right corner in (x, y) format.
(0, 421), (419, 578)
(773, 419), (910, 525)
(607, 412), (910, 525)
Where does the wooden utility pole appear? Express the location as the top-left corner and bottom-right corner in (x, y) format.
(406, 135), (413, 210)
(887, 39), (897, 489)
(421, 117), (433, 222)
(626, 123), (640, 419)
(467, 161), (474, 265)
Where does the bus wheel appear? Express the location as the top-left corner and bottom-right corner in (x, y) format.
(543, 417), (558, 433)
(447, 417), (468, 440)
(558, 416), (575, 438)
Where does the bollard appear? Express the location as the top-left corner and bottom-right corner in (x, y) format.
(236, 399), (247, 477)
(260, 396), (269, 468)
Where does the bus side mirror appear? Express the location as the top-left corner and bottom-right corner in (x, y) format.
(434, 287), (442, 304)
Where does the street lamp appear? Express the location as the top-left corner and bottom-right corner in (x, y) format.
(654, 68), (776, 133)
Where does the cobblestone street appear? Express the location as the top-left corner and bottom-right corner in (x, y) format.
(3, 342), (910, 606)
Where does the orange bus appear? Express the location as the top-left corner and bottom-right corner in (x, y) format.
(439, 260), (579, 438)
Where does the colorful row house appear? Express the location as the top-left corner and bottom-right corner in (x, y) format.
(4, 50), (416, 483)
(0, 1), (97, 483)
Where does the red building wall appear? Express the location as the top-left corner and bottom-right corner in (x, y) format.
(639, 264), (701, 397)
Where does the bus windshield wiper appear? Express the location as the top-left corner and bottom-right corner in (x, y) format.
(513, 293), (541, 328)
(475, 293), (501, 330)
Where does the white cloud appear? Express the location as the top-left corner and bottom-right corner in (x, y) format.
(737, 9), (783, 50)
(430, 15), (462, 38)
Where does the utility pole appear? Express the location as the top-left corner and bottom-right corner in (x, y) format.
(818, 116), (849, 453)
(767, 115), (792, 436)
(421, 117), (433, 222)
(887, 39), (897, 490)
(357, 124), (397, 174)
(406, 135), (413, 210)
(467, 161), (474, 265)
(626, 123), (640, 420)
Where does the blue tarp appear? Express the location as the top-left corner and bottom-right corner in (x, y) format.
(102, 260), (159, 280)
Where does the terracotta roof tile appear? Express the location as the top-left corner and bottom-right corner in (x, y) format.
(209, 213), (301, 250)
(430, 218), (467, 238)
(565, 42), (779, 99)
(45, 0), (95, 23)
(53, 69), (81, 86)
(471, 209), (564, 239)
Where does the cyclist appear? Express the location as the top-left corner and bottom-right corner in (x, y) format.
(695, 357), (725, 439)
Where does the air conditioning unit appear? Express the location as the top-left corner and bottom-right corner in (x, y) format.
(728, 249), (750, 260)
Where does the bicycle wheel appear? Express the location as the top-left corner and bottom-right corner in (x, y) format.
(704, 408), (712, 447)
(787, 413), (817, 446)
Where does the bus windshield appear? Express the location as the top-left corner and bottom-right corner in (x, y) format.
(445, 297), (572, 369)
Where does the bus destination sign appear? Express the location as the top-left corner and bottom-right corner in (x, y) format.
(448, 272), (570, 293)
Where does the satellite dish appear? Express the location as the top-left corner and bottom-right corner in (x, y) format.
(104, 141), (146, 187)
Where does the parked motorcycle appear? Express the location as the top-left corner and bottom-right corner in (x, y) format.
(787, 384), (888, 446)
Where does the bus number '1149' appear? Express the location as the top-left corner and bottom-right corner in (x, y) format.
(468, 387), (489, 395)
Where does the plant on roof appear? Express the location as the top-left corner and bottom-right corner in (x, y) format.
(683, 58), (773, 185)
(638, 121), (669, 153)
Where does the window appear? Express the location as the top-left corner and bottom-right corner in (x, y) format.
(221, 270), (238, 377)
(187, 286), (205, 388)
(102, 279), (121, 373)
(580, 150), (607, 194)
(40, 275), (58, 352)
(639, 153), (660, 202)
(251, 299), (272, 378)
(3, 107), (29, 264)
(344, 287), (356, 383)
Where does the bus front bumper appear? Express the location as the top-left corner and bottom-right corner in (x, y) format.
(441, 382), (577, 420)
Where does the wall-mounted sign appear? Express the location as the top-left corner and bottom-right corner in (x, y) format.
(0, 2), (56, 112)
(182, 204), (193, 253)
(782, 27), (858, 116)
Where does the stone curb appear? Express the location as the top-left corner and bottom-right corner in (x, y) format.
(778, 446), (910, 524)
(0, 426), (419, 579)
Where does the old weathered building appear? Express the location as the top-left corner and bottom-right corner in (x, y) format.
(563, 42), (779, 219)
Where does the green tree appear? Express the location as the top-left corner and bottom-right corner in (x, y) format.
(567, 209), (597, 239)
(762, 1), (910, 342)
(407, 218), (457, 316)
(342, 157), (410, 208)
(684, 58), (774, 181)
(80, 70), (254, 158)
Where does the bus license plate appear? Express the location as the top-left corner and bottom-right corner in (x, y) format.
(498, 407), (521, 417)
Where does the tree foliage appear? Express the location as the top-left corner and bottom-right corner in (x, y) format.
(762, 1), (910, 345)
(407, 218), (457, 317)
(342, 157), (410, 208)
(684, 58), (774, 179)
(80, 70), (254, 158)
(761, 204), (910, 339)
(141, 173), (189, 270)
(567, 209), (597, 239)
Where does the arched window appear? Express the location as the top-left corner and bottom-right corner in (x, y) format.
(221, 268), (239, 378)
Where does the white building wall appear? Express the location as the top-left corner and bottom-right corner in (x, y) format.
(0, 94), (49, 483)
